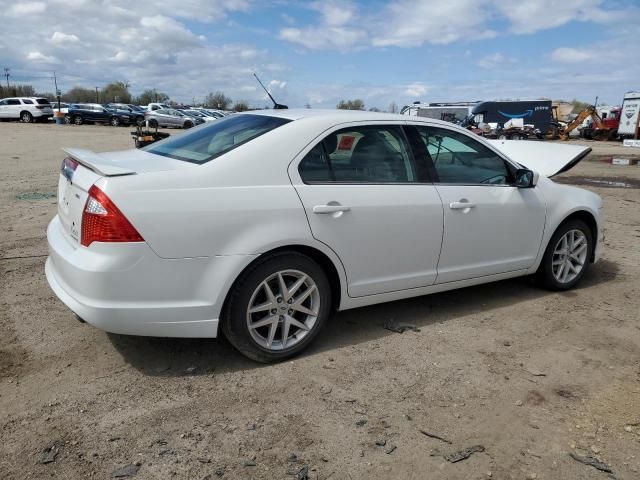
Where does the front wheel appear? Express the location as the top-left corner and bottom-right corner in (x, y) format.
(222, 252), (332, 363)
(21, 111), (33, 123)
(110, 116), (120, 127)
(73, 115), (83, 125)
(183, 121), (193, 129)
(536, 220), (593, 290)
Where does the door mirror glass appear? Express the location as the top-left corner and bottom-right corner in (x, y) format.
(515, 168), (535, 188)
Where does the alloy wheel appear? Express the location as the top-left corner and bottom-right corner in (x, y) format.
(246, 269), (320, 351)
(552, 229), (588, 284)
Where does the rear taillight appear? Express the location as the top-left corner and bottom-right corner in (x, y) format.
(81, 185), (143, 247)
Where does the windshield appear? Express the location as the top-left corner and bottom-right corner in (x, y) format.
(145, 114), (291, 164)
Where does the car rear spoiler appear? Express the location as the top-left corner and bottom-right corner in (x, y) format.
(488, 140), (591, 178)
(63, 148), (136, 177)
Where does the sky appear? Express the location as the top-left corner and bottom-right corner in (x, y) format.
(0, 0), (638, 109)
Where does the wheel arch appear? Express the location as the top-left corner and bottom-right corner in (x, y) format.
(220, 244), (344, 325)
(555, 209), (599, 263)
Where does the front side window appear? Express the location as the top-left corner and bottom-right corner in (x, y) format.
(145, 114), (291, 164)
(7, 99), (21, 105)
(414, 126), (513, 185)
(299, 125), (417, 183)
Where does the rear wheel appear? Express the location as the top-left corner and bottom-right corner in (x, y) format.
(222, 252), (332, 363)
(73, 115), (83, 125)
(20, 111), (33, 123)
(536, 220), (593, 291)
(136, 116), (145, 127)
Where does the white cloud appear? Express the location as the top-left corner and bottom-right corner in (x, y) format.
(404, 82), (429, 97)
(7, 1), (46, 16)
(477, 52), (516, 69)
(50, 32), (80, 45)
(278, 0), (368, 51)
(373, 0), (496, 47)
(26, 51), (58, 63)
(550, 47), (593, 63)
(494, 0), (615, 34)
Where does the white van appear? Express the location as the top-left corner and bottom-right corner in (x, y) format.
(0, 97), (53, 123)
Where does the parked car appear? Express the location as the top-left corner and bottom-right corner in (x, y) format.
(144, 108), (204, 128)
(146, 102), (170, 111)
(49, 101), (70, 115)
(191, 108), (221, 120)
(67, 104), (134, 126)
(202, 109), (228, 118)
(0, 97), (53, 123)
(45, 110), (603, 363)
(184, 109), (216, 122)
(106, 104), (145, 126)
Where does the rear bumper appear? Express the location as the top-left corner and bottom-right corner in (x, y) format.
(45, 215), (254, 338)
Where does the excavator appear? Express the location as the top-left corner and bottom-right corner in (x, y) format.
(560, 105), (619, 141)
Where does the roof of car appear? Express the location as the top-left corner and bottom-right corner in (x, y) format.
(237, 108), (449, 126)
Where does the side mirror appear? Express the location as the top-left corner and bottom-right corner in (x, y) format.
(515, 168), (536, 188)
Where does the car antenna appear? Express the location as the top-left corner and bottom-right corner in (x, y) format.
(253, 73), (288, 109)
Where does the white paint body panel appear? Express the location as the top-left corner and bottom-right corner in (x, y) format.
(46, 110), (603, 338)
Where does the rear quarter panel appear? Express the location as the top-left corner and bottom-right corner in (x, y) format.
(98, 117), (337, 260)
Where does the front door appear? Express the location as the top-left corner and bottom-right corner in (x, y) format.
(411, 124), (546, 284)
(290, 124), (444, 297)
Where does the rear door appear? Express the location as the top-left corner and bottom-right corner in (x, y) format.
(289, 123), (444, 297)
(411, 124), (546, 283)
(6, 99), (21, 118)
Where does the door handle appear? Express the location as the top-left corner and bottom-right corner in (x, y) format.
(449, 201), (476, 210)
(313, 204), (351, 214)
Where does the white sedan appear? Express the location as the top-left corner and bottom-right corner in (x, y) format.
(46, 110), (603, 362)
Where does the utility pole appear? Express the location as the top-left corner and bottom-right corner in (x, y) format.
(53, 71), (61, 111)
(3, 67), (9, 89)
(95, 86), (99, 103)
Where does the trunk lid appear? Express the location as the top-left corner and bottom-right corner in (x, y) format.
(488, 140), (591, 178)
(57, 148), (193, 246)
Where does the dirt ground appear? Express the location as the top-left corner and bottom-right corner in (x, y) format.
(1, 122), (639, 480)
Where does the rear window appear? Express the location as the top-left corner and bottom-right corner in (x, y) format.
(145, 114), (291, 164)
(36, 98), (50, 105)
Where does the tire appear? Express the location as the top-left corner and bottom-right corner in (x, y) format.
(73, 115), (83, 125)
(20, 111), (33, 123)
(184, 121), (193, 129)
(222, 252), (332, 363)
(535, 219), (593, 291)
(136, 116), (145, 127)
(607, 129), (618, 141)
(110, 116), (120, 127)
(148, 119), (158, 128)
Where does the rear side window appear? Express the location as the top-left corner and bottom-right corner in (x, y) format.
(22, 99), (34, 104)
(299, 125), (417, 183)
(145, 114), (291, 164)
